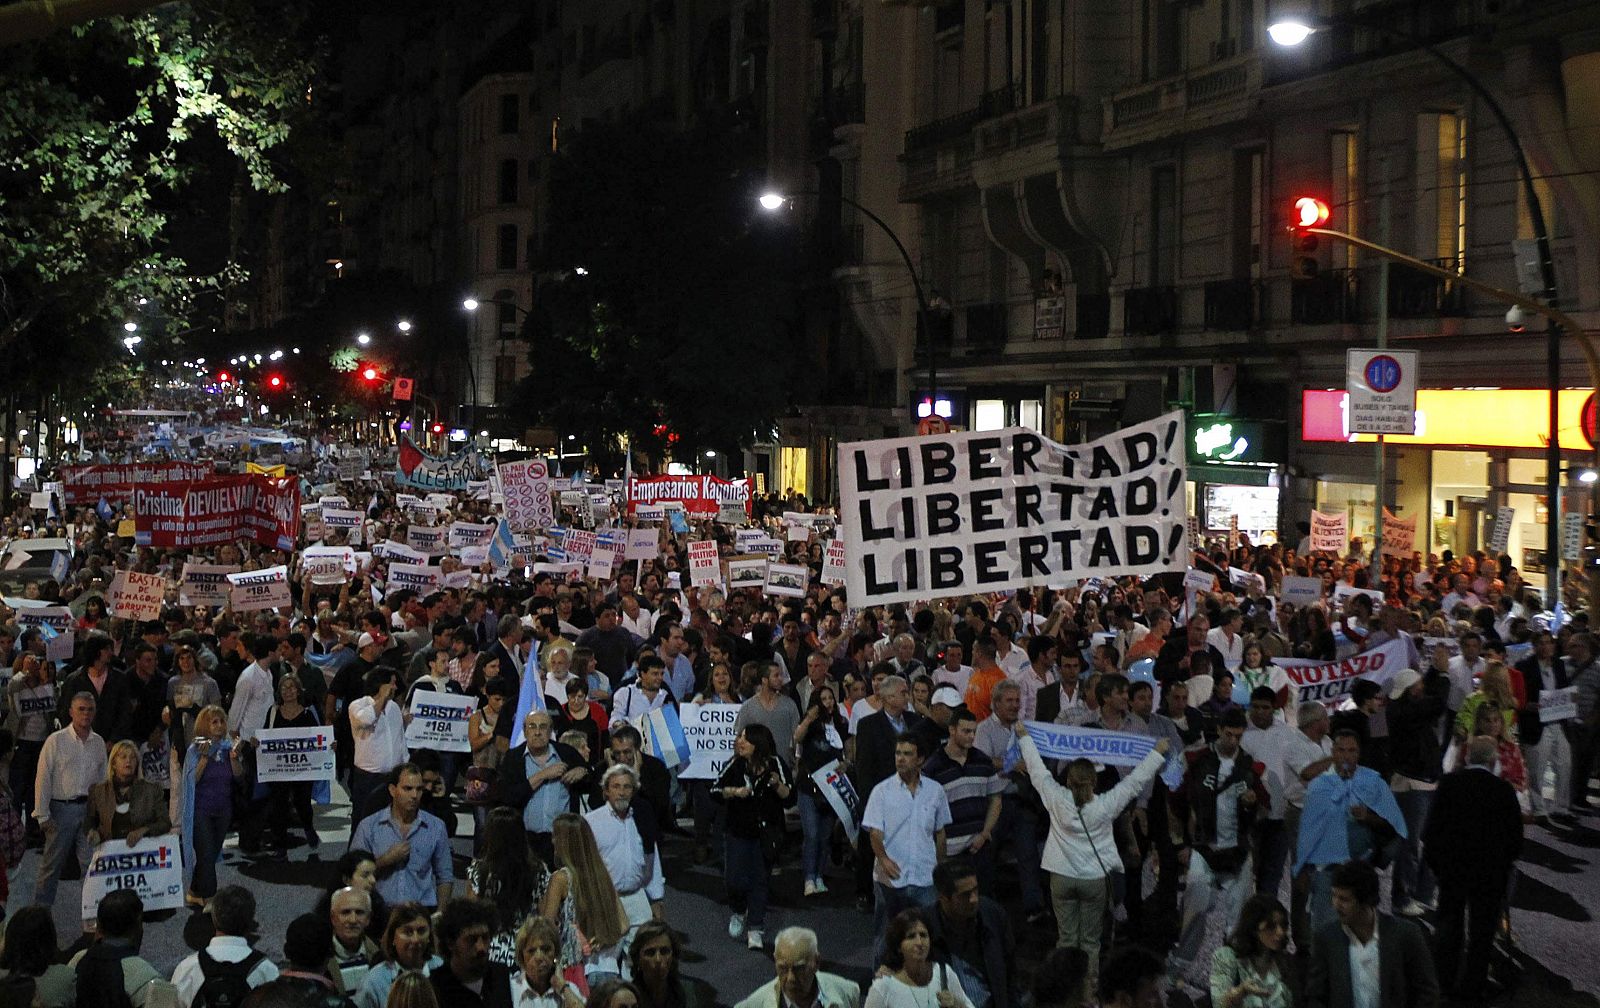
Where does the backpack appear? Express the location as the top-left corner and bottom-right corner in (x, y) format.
(76, 942), (137, 1008)
(195, 949), (266, 1008)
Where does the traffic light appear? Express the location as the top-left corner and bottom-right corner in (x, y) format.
(266, 373), (285, 391)
(216, 371), (231, 384)
(430, 421), (445, 435)
(361, 366), (380, 382)
(1287, 196), (1329, 281)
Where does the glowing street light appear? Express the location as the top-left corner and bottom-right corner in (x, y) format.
(397, 319), (413, 333)
(123, 321), (138, 333)
(1265, 19), (1314, 46)
(758, 192), (786, 211)
(356, 332), (371, 346)
(462, 298), (479, 311)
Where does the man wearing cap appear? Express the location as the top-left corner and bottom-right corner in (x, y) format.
(913, 686), (965, 753)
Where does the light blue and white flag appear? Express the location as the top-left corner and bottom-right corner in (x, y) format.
(1004, 721), (1184, 789)
(510, 643), (545, 749)
(487, 518), (517, 571)
(643, 705), (692, 770)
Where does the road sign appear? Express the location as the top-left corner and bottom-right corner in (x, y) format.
(1345, 348), (1418, 435)
(393, 377), (415, 402)
(917, 416), (950, 436)
(1582, 392), (1597, 449)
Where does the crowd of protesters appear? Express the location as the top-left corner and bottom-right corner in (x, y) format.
(0, 442), (1580, 1008)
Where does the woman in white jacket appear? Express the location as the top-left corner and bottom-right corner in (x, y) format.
(1011, 721), (1169, 996)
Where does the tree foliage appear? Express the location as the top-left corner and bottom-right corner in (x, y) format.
(515, 116), (802, 471)
(0, 0), (320, 400)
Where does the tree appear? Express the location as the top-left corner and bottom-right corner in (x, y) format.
(516, 115), (803, 472)
(0, 0), (320, 401)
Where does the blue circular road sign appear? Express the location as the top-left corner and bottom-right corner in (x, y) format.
(1364, 354), (1402, 393)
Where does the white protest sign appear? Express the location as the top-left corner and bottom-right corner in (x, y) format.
(1280, 575), (1323, 607)
(1564, 512), (1585, 561)
(839, 414), (1187, 606)
(786, 522), (809, 542)
(1346, 348), (1418, 435)
(676, 702), (740, 780)
(587, 540), (618, 579)
(373, 540), (428, 564)
(726, 558), (768, 591)
(688, 540), (720, 588)
(1541, 686), (1578, 723)
(1310, 510), (1347, 553)
(404, 691), (476, 752)
(180, 563), (239, 608)
(108, 569), (165, 621)
(1271, 637), (1411, 704)
(734, 528), (766, 551)
(1488, 506), (1515, 555)
(425, 493), (455, 512)
(449, 522), (494, 550)
(624, 527), (659, 561)
(747, 537), (783, 559)
(318, 495), (349, 511)
(498, 459), (556, 532)
(444, 569), (475, 590)
(1332, 583), (1384, 611)
(1228, 567), (1266, 594)
(459, 545), (489, 568)
(563, 528), (597, 562)
(227, 566), (291, 611)
(1380, 509), (1416, 558)
(766, 562), (809, 598)
(303, 506), (325, 543)
(811, 760), (861, 844)
(14, 606), (73, 662)
(254, 725), (336, 782)
(302, 546), (355, 586)
(81, 833), (184, 921)
(388, 562), (443, 594)
(322, 508), (364, 541)
(822, 539), (847, 586)
(1184, 567), (1216, 593)
(407, 525), (448, 557)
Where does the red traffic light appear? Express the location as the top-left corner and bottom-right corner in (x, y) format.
(430, 421), (444, 434)
(216, 371), (231, 384)
(267, 374), (284, 389)
(361, 367), (379, 381)
(1292, 196), (1330, 229)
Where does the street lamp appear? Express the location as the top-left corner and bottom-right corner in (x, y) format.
(1270, 13), (1571, 614)
(397, 319), (413, 333)
(758, 189), (941, 422)
(356, 331), (371, 346)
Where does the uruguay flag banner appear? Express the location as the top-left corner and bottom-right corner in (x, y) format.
(509, 644), (545, 749)
(643, 705), (692, 770)
(1004, 721), (1184, 789)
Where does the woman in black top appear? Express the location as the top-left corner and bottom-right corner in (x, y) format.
(265, 674), (321, 852)
(711, 723), (792, 948)
(793, 685), (848, 896)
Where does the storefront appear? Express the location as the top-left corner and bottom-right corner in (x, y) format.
(1187, 414), (1288, 544)
(1300, 388), (1597, 565)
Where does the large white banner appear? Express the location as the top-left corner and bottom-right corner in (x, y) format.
(227, 565), (291, 611)
(498, 459), (557, 531)
(1271, 637), (1412, 704)
(676, 702), (740, 780)
(108, 569), (165, 621)
(255, 725), (336, 782)
(839, 414), (1187, 606)
(404, 691), (476, 752)
(81, 833), (185, 920)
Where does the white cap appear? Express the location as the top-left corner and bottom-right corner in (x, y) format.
(1388, 668), (1422, 700)
(931, 686), (964, 707)
(357, 631), (379, 649)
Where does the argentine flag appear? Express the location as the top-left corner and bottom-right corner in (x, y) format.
(509, 640), (546, 749)
(642, 705), (692, 770)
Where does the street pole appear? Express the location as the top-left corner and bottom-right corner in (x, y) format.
(1371, 161), (1390, 591)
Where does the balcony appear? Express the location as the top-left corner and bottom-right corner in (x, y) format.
(1124, 286), (1178, 336)
(1103, 55), (1260, 150)
(1389, 257), (1467, 319)
(1076, 292), (1111, 339)
(1291, 269), (1361, 325)
(905, 84), (1018, 153)
(1203, 278), (1265, 332)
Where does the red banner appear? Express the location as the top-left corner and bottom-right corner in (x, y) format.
(61, 461), (214, 506)
(132, 474), (300, 551)
(626, 475), (751, 516)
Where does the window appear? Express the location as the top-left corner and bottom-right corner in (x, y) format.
(495, 295), (519, 338)
(498, 159), (518, 203)
(495, 354), (521, 403)
(1416, 112), (1467, 269)
(1231, 148), (1263, 278)
(974, 400), (1007, 432)
(496, 224), (518, 270)
(499, 94), (520, 133)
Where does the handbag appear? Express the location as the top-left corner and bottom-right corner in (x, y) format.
(465, 765), (498, 805)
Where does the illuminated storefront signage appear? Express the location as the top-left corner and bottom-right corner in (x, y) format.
(1186, 416), (1283, 467)
(1301, 388), (1595, 447)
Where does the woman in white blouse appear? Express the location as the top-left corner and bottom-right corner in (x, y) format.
(510, 916), (585, 1008)
(862, 909), (971, 1008)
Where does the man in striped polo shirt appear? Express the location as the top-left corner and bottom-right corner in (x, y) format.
(922, 704), (1006, 893)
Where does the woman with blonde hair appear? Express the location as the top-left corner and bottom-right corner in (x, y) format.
(179, 704), (244, 907)
(385, 970), (440, 1008)
(542, 812), (628, 984)
(1457, 662), (1522, 735)
(512, 915), (586, 1008)
(87, 740), (169, 847)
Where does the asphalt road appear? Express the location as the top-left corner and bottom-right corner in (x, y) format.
(5, 787), (1598, 1008)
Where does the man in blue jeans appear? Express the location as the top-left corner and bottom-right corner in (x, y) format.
(33, 692), (106, 907)
(861, 732), (950, 965)
(1294, 729), (1406, 939)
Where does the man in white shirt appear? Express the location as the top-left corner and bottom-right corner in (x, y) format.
(227, 635), (276, 743)
(584, 764), (666, 934)
(1206, 608), (1247, 674)
(170, 887), (279, 1008)
(861, 733), (950, 966)
(349, 667), (409, 814)
(1303, 861), (1438, 1008)
(1445, 631), (1487, 719)
(1281, 701), (1334, 953)
(1242, 687), (1299, 898)
(931, 641), (973, 697)
(991, 620), (1029, 680)
(1011, 636), (1058, 723)
(619, 593), (654, 639)
(32, 691), (106, 906)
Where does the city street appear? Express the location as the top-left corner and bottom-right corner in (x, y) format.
(6, 786), (1599, 1007)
